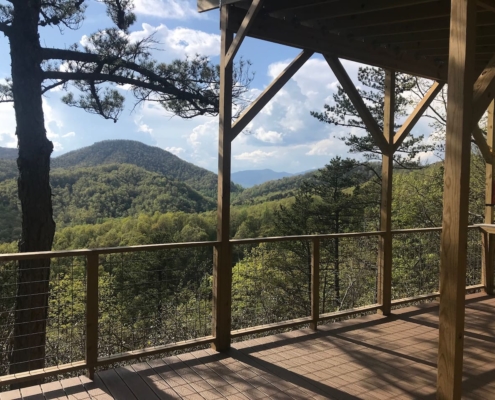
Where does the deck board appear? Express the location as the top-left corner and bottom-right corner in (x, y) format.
(1, 293), (495, 399)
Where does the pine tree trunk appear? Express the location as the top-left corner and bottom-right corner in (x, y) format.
(8, 0), (56, 379)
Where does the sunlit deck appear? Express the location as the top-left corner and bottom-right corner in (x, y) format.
(2, 293), (493, 400)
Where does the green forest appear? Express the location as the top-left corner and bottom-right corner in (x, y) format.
(0, 69), (489, 379)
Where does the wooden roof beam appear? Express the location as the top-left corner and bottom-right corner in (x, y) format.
(295, 0), (450, 30)
(393, 82), (445, 152)
(478, 0), (495, 12)
(197, 0), (245, 13)
(342, 11), (494, 39)
(227, 8), (447, 81)
(325, 55), (389, 154)
(230, 50), (314, 141)
(271, 0), (435, 21)
(225, 0), (264, 67)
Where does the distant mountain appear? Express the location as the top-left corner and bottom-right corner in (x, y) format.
(51, 140), (239, 199)
(0, 147), (17, 160)
(232, 169), (293, 188)
(0, 163), (216, 242)
(233, 171), (317, 206)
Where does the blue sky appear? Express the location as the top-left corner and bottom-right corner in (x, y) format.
(0, 0), (434, 173)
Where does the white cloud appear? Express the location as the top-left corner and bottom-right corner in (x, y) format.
(63, 132), (76, 138)
(129, 23), (220, 58)
(133, 0), (200, 19)
(306, 137), (337, 156)
(234, 150), (276, 163)
(253, 127), (283, 144)
(165, 146), (185, 156)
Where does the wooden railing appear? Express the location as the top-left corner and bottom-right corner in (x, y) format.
(0, 226), (490, 387)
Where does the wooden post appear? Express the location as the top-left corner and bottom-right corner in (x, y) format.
(310, 238), (320, 331)
(437, 0), (476, 398)
(483, 100), (495, 295)
(377, 69), (395, 316)
(212, 4), (233, 352)
(86, 252), (99, 379)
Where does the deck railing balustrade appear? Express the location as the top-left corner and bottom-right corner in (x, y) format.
(0, 226), (488, 388)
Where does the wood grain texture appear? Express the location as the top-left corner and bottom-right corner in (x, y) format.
(310, 238), (320, 330)
(377, 70), (395, 317)
(483, 100), (495, 295)
(212, 4), (234, 352)
(437, 0), (477, 398)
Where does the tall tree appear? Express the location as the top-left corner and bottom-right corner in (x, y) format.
(274, 157), (373, 312)
(311, 67), (435, 170)
(0, 0), (251, 376)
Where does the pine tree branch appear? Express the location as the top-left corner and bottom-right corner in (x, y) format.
(42, 70), (213, 115)
(41, 47), (219, 112)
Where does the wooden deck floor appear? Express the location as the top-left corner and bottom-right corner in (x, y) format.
(2, 293), (494, 400)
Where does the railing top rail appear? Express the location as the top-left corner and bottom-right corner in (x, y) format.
(0, 240), (221, 261)
(230, 231), (385, 245)
(0, 224), (483, 261)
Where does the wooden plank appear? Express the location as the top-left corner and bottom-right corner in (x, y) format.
(343, 11), (495, 39)
(325, 55), (389, 154)
(19, 386), (44, 400)
(377, 70), (395, 317)
(225, 0), (264, 67)
(79, 375), (112, 399)
(115, 366), (160, 400)
(0, 361), (87, 387)
(197, 0), (245, 12)
(60, 376), (91, 400)
(0, 389), (22, 400)
(129, 363), (173, 400)
(85, 252), (99, 379)
(483, 100), (495, 295)
(227, 7), (447, 81)
(478, 0), (495, 12)
(40, 380), (67, 399)
(98, 369), (137, 400)
(318, 304), (381, 321)
(230, 317), (313, 338)
(303, 1), (451, 28)
(0, 241), (219, 262)
(231, 50), (313, 140)
(394, 81), (445, 152)
(271, 0), (435, 21)
(212, 4), (234, 353)
(310, 238), (320, 330)
(437, 0), (477, 398)
(96, 336), (215, 366)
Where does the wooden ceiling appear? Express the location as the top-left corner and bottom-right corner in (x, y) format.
(198, 0), (495, 81)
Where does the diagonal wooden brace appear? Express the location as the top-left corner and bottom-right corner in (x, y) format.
(230, 49), (313, 141)
(393, 81), (445, 152)
(325, 55), (389, 154)
(225, 0), (265, 67)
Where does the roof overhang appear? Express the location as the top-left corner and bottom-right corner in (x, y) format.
(198, 0), (495, 81)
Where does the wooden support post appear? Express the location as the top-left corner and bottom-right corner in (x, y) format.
(212, 4), (233, 352)
(437, 0), (476, 398)
(377, 70), (395, 316)
(483, 100), (495, 295)
(85, 252), (99, 380)
(310, 238), (320, 331)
